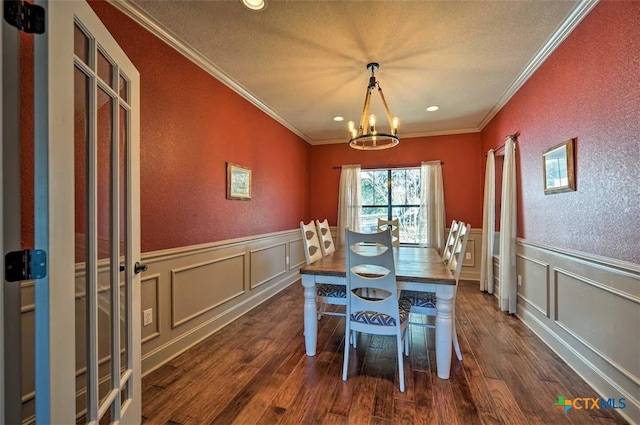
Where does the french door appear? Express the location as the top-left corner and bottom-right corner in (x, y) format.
(33, 1), (141, 423)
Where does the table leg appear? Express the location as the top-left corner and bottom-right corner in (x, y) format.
(301, 275), (317, 356)
(435, 285), (454, 379)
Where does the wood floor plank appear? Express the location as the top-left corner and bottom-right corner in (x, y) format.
(141, 281), (628, 425)
(413, 371), (435, 425)
(392, 398), (416, 425)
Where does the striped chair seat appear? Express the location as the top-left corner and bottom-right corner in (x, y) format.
(317, 283), (346, 298)
(350, 298), (411, 326)
(401, 291), (436, 309)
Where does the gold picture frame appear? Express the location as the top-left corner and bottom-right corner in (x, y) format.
(226, 163), (252, 200)
(543, 138), (576, 195)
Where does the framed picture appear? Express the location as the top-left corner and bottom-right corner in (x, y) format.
(543, 138), (576, 195)
(226, 163), (252, 200)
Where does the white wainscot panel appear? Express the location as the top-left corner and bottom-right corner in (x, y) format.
(250, 243), (287, 289)
(171, 254), (246, 327)
(289, 238), (305, 270)
(517, 254), (549, 317)
(554, 268), (640, 383)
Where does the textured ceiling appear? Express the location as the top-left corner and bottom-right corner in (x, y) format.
(120, 0), (584, 144)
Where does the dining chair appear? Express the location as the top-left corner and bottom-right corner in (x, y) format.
(377, 218), (400, 247)
(300, 220), (346, 319)
(342, 228), (410, 392)
(315, 218), (336, 257)
(401, 223), (471, 362)
(441, 220), (461, 265)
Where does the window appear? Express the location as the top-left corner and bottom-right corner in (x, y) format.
(360, 168), (421, 243)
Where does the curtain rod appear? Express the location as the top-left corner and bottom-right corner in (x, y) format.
(485, 133), (519, 157)
(332, 161), (443, 170)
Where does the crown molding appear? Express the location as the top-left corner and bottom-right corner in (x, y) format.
(478, 0), (600, 130)
(107, 0), (314, 144)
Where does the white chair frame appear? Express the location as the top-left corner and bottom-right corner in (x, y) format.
(315, 218), (336, 257)
(377, 218), (400, 247)
(403, 223), (471, 362)
(342, 229), (409, 392)
(300, 220), (346, 319)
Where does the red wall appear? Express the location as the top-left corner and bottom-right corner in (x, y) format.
(21, 2), (311, 252)
(309, 133), (484, 228)
(481, 0), (640, 264)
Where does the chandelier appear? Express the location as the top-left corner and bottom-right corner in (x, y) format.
(347, 63), (399, 150)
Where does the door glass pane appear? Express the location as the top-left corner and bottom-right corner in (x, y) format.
(97, 48), (113, 87)
(74, 24), (89, 65)
(119, 105), (129, 377)
(97, 86), (114, 405)
(74, 65), (89, 417)
(119, 73), (128, 103)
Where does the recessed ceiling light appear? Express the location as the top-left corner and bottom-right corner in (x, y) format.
(333, 116), (344, 122)
(426, 105), (439, 112)
(241, 0), (266, 11)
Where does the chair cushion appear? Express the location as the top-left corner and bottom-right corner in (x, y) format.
(317, 283), (346, 298)
(351, 298), (411, 326)
(401, 291), (436, 309)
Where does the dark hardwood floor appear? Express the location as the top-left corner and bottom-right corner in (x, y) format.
(141, 281), (629, 424)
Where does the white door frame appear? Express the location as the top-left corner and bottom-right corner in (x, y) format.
(33, 1), (141, 423)
(2, 8), (24, 424)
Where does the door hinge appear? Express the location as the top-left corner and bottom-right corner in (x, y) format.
(5, 249), (47, 282)
(4, 0), (45, 34)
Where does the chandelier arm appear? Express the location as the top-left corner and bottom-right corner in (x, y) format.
(359, 86), (373, 134)
(377, 86), (395, 129)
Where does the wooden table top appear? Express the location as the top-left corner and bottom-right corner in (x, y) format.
(300, 246), (455, 285)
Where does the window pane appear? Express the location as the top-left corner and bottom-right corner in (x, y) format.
(391, 168), (420, 204)
(361, 207), (388, 233)
(361, 170), (388, 206)
(393, 206), (421, 243)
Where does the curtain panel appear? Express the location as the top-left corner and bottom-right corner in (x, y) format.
(498, 136), (518, 313)
(480, 150), (495, 293)
(418, 161), (446, 251)
(337, 165), (361, 248)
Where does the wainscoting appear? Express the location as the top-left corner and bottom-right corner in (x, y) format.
(18, 226), (482, 422)
(459, 227), (482, 281)
(19, 229), (305, 423)
(493, 238), (640, 424)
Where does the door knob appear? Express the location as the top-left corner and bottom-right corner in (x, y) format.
(134, 262), (148, 274)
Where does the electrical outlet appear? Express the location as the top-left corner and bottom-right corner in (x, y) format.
(143, 308), (153, 326)
(517, 275), (522, 286)
(465, 252), (471, 260)
(286, 256), (290, 266)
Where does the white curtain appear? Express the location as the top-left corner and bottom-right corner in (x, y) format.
(480, 150), (495, 293)
(418, 161), (446, 251)
(337, 164), (361, 248)
(498, 136), (517, 313)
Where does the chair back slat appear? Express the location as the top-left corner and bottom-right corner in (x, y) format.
(442, 220), (461, 265)
(300, 220), (323, 265)
(315, 219), (336, 256)
(448, 223), (471, 282)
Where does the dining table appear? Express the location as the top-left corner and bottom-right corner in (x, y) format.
(299, 245), (457, 379)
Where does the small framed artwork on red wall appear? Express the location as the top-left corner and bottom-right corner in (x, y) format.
(227, 163), (252, 200)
